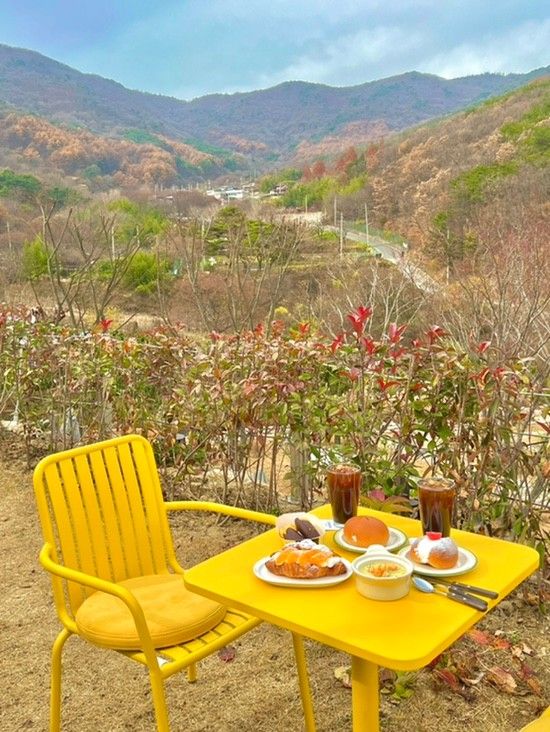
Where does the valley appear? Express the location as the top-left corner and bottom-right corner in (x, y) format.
(0, 23), (548, 732)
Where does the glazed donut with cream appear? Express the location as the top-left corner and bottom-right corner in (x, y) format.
(409, 532), (459, 569)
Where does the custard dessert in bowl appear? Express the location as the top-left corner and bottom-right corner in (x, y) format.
(352, 546), (413, 601)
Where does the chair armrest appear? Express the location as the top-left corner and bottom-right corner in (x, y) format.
(39, 543), (158, 660)
(164, 500), (276, 526)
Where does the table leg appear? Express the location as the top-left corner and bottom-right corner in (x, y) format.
(291, 633), (316, 732)
(351, 656), (379, 732)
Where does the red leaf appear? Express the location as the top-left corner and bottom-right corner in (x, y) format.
(377, 378), (398, 391)
(346, 306), (372, 336)
(493, 637), (511, 650)
(434, 668), (461, 692)
(99, 318), (113, 332)
(345, 367), (361, 382)
(331, 333), (345, 353)
(388, 322), (407, 343)
(477, 341), (491, 354)
(427, 653), (443, 669)
(356, 305), (373, 321)
(517, 662), (536, 681)
(218, 646), (236, 663)
(427, 325), (445, 343)
(467, 629), (492, 645)
(390, 346), (406, 359)
(270, 319), (285, 336)
(361, 336), (377, 355)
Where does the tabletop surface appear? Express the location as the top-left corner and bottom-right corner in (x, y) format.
(183, 506), (539, 670)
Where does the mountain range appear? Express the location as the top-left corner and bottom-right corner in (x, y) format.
(1, 43), (548, 169)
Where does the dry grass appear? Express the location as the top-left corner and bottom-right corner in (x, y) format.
(1, 438), (548, 732)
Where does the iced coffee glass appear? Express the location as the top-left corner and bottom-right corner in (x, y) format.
(418, 477), (455, 537)
(327, 464), (361, 525)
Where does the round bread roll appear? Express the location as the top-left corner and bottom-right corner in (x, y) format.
(410, 534), (458, 569)
(343, 516), (389, 547)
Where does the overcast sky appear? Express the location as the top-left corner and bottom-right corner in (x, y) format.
(1, 1), (548, 100)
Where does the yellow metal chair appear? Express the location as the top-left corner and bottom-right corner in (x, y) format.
(521, 707), (550, 731)
(33, 434), (315, 731)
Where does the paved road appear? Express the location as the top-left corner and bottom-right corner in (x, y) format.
(324, 225), (439, 293)
(324, 225), (402, 262)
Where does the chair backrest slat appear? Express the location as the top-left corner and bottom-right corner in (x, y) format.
(34, 435), (175, 618)
(42, 461), (88, 609)
(102, 444), (143, 577)
(73, 452), (113, 580)
(125, 438), (168, 573)
(58, 458), (98, 607)
(88, 449), (129, 580)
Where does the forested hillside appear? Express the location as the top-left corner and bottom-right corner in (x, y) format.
(0, 110), (242, 188)
(0, 43), (548, 161)
(268, 77), (549, 255)
(259, 78), (549, 360)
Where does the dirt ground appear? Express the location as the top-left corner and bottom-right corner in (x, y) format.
(2, 441), (549, 732)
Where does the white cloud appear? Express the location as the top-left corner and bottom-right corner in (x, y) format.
(254, 26), (425, 89)
(419, 19), (550, 78)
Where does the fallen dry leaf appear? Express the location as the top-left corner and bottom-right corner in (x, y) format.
(467, 629), (492, 645)
(433, 668), (461, 692)
(334, 665), (352, 689)
(486, 666), (517, 694)
(512, 645), (524, 659)
(462, 671), (485, 686)
(378, 668), (397, 686)
(517, 662), (536, 681)
(453, 652), (481, 684)
(218, 646), (236, 663)
(526, 677), (543, 696)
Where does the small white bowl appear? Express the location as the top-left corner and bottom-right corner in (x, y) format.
(351, 547), (413, 601)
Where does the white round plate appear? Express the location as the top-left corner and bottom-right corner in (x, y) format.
(320, 519), (344, 531)
(397, 545), (478, 577)
(253, 557), (353, 588)
(333, 526), (408, 554)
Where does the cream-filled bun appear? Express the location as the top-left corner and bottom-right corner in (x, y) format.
(409, 532), (458, 569)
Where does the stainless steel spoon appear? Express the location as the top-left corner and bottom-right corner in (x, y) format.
(412, 576), (488, 611)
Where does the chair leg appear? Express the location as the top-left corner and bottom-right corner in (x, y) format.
(50, 628), (71, 732)
(291, 633), (316, 732)
(149, 665), (171, 732)
(186, 662), (197, 683)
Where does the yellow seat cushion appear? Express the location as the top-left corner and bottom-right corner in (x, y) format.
(75, 574), (227, 650)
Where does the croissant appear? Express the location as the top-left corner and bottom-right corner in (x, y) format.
(265, 539), (346, 579)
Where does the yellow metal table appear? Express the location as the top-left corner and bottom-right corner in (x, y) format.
(183, 506), (539, 731)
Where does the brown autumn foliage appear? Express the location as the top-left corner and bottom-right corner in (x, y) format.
(362, 79), (549, 246)
(293, 120), (389, 165)
(0, 111), (219, 187)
